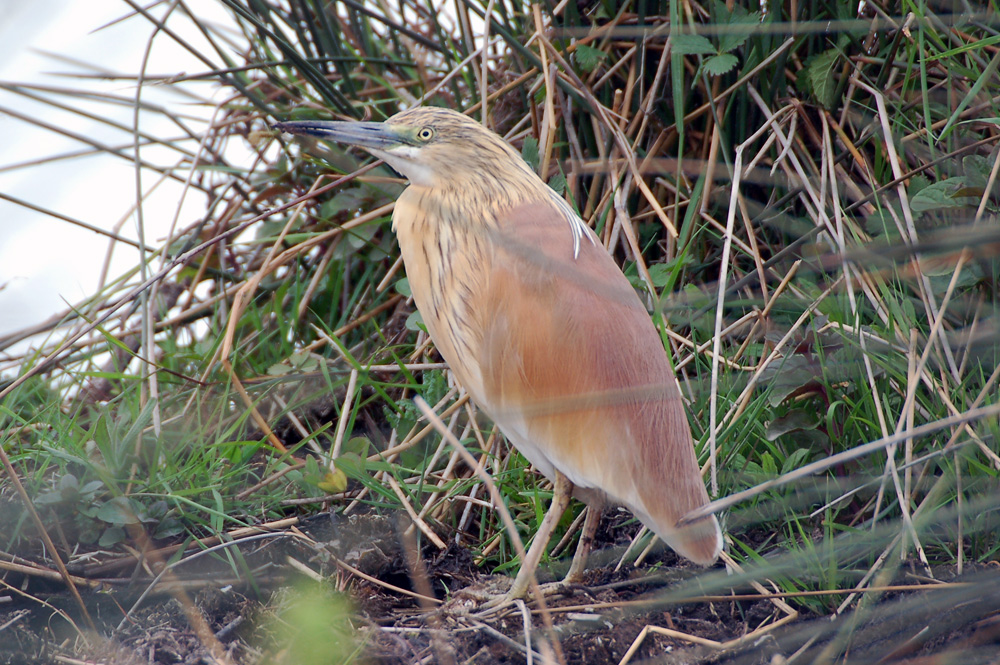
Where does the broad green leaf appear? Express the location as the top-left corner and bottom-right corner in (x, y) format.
(344, 436), (371, 456)
(717, 1), (761, 53)
(646, 263), (675, 288)
(782, 448), (812, 475)
(320, 188), (367, 219)
(910, 177), (976, 211)
(521, 136), (540, 170)
(97, 497), (142, 525)
(334, 452), (366, 478)
(574, 44), (608, 72)
(405, 310), (425, 332)
(548, 172), (566, 195)
(801, 48), (841, 109)
(765, 410), (821, 441)
(704, 53), (739, 76)
(673, 34), (716, 55)
(761, 452), (777, 476)
(99, 527), (126, 547)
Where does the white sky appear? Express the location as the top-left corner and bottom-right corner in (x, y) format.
(0, 1), (233, 342)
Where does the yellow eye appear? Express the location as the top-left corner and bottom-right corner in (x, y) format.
(417, 127), (435, 142)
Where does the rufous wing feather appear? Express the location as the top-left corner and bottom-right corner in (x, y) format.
(477, 201), (722, 565)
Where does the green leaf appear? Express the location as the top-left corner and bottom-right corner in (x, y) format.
(305, 455), (320, 476)
(37, 474), (83, 505)
(99, 527), (126, 547)
(421, 370), (449, 405)
(761, 452), (777, 476)
(704, 53), (738, 76)
(256, 218), (296, 241)
(80, 480), (105, 496)
(267, 361), (293, 377)
(574, 44), (608, 72)
(962, 154), (993, 185)
(782, 448), (812, 475)
(910, 177), (976, 211)
(718, 28), (753, 55)
(395, 278), (411, 297)
(548, 172), (566, 195)
(800, 48), (841, 109)
(342, 222), (379, 252)
(646, 263), (675, 288)
(717, 1), (761, 53)
(97, 497), (142, 525)
(672, 34), (716, 55)
(343, 436), (372, 456)
(267, 351), (319, 376)
(146, 500), (168, 520)
(521, 137), (540, 170)
(405, 310), (425, 332)
(765, 410), (821, 441)
(334, 452), (366, 478)
(153, 517), (184, 540)
(78, 522), (101, 545)
(35, 491), (66, 506)
(320, 188), (367, 219)
(289, 351), (319, 372)
(760, 355), (817, 406)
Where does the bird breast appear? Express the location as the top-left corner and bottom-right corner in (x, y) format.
(392, 186), (493, 404)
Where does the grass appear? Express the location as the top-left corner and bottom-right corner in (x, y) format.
(1, 1), (999, 663)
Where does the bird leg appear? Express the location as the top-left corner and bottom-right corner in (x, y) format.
(562, 499), (604, 585)
(499, 470), (574, 602)
(475, 479), (604, 615)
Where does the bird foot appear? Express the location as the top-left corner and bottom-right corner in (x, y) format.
(423, 570), (591, 620)
(470, 578), (584, 618)
(425, 576), (513, 618)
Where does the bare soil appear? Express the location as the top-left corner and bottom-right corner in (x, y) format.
(1, 513), (998, 664)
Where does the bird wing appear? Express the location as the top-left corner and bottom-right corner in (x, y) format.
(477, 200), (721, 564)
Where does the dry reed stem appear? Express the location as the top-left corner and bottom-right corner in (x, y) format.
(615, 550), (796, 663)
(0, 557), (98, 588)
(217, 183), (394, 452)
(618, 613), (800, 664)
(413, 395), (565, 665)
(708, 105), (797, 495)
(682, 401), (1000, 525)
(0, 446), (96, 635)
(292, 527), (441, 605)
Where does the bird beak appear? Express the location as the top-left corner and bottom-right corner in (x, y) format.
(273, 119), (404, 151)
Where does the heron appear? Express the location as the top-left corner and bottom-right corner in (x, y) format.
(275, 107), (722, 602)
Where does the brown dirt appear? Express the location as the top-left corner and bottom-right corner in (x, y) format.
(1, 514), (998, 664)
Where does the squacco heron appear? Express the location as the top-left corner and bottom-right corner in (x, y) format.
(276, 107), (722, 600)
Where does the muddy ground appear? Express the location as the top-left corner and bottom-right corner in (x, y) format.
(1, 513), (998, 664)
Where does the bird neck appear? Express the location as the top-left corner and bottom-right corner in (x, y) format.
(427, 157), (556, 209)
(399, 173), (593, 260)
(404, 181), (532, 230)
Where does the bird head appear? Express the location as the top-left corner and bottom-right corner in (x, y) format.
(275, 107), (535, 191)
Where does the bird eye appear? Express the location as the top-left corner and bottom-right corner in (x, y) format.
(417, 127), (435, 142)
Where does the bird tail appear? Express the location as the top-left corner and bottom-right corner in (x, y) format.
(662, 514), (723, 566)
